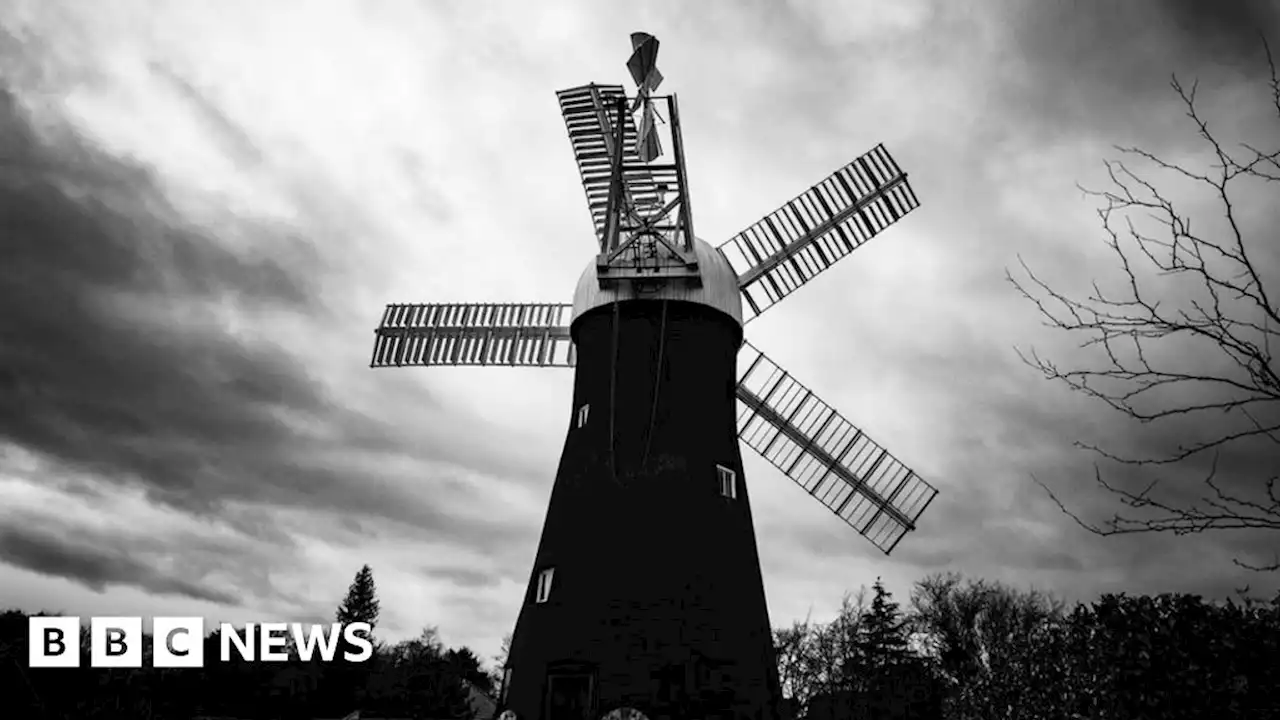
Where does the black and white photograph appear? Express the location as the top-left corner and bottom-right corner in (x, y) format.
(2, 1), (1278, 718)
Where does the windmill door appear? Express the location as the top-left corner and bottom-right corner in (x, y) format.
(545, 670), (595, 720)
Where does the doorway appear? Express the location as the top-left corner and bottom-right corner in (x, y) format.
(545, 671), (595, 720)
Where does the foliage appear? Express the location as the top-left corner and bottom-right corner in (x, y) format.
(908, 571), (1066, 716)
(365, 626), (474, 719)
(773, 581), (942, 720)
(858, 577), (912, 678)
(906, 572), (1280, 720)
(771, 589), (867, 716)
(1043, 592), (1280, 719)
(447, 645), (493, 693)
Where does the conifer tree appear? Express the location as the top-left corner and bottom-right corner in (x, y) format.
(329, 564), (381, 712)
(857, 577), (911, 675)
(337, 564), (381, 634)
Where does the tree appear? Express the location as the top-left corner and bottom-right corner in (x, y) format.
(857, 577), (911, 679)
(809, 588), (869, 697)
(445, 646), (492, 693)
(853, 579), (943, 720)
(908, 573), (1067, 719)
(772, 617), (818, 718)
(367, 627), (473, 719)
(488, 632), (511, 695)
(337, 564), (381, 631)
(769, 589), (869, 718)
(787, 583), (943, 720)
(1010, 39), (1280, 571)
(329, 565), (382, 712)
(1037, 592), (1280, 718)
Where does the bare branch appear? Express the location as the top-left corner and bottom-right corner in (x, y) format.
(1013, 39), (1280, 571)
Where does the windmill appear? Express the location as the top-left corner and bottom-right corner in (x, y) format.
(371, 32), (938, 720)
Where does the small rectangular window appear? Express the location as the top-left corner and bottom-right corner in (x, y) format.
(717, 464), (736, 499)
(576, 404), (590, 428)
(535, 567), (555, 603)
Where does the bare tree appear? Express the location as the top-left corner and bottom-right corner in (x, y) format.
(1010, 40), (1280, 570)
(908, 573), (1066, 719)
(486, 632), (511, 695)
(772, 589), (869, 718)
(811, 588), (870, 697)
(773, 618), (818, 717)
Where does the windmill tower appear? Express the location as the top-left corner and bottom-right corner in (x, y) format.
(372, 33), (938, 720)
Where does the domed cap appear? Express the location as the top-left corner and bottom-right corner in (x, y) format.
(571, 237), (744, 327)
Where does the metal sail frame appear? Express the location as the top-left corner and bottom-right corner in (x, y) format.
(370, 34), (937, 556)
(371, 303), (576, 368)
(716, 144), (920, 323)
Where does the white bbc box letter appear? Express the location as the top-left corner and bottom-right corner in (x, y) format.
(28, 616), (80, 667)
(91, 617), (142, 668)
(153, 617), (204, 668)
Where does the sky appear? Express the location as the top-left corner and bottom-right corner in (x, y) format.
(2, 0), (1279, 663)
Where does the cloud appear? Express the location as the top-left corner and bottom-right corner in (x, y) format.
(995, 0), (1280, 141)
(0, 520), (237, 605)
(0, 43), (543, 610)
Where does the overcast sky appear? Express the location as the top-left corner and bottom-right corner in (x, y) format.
(2, 0), (1279, 661)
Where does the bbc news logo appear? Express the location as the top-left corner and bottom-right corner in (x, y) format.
(28, 617), (374, 668)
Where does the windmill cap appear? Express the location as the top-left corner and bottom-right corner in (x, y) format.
(570, 237), (744, 327)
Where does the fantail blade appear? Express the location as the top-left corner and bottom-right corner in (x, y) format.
(627, 32), (662, 93)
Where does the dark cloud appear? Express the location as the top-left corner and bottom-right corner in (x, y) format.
(999, 0), (1280, 142)
(429, 565), (503, 591)
(0, 523), (238, 605)
(849, 323), (1279, 599)
(0, 63), (528, 599)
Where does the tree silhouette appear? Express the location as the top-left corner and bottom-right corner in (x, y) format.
(772, 616), (819, 718)
(488, 632), (512, 694)
(446, 646), (492, 692)
(330, 564), (382, 713)
(367, 626), (472, 719)
(858, 577), (911, 678)
(908, 572), (1065, 718)
(337, 563), (381, 631)
(1010, 38), (1280, 571)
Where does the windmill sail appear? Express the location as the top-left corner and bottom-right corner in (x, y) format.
(717, 144), (920, 323)
(557, 84), (664, 251)
(371, 303), (575, 367)
(735, 342), (938, 554)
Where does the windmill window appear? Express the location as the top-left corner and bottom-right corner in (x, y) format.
(576, 404), (590, 428)
(500, 667), (512, 703)
(535, 567), (555, 603)
(717, 465), (736, 499)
